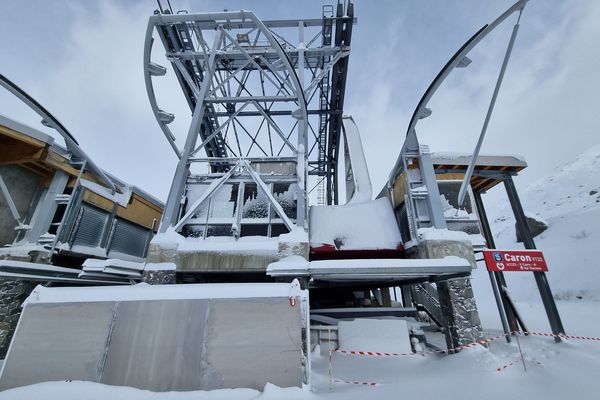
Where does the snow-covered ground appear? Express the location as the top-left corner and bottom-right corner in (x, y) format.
(2, 147), (600, 399)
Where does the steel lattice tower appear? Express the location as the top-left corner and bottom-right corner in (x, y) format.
(144, 4), (355, 237)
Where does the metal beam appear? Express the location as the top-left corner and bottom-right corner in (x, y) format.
(0, 173), (20, 222)
(503, 176), (565, 339)
(160, 29), (225, 232)
(458, 13), (522, 206)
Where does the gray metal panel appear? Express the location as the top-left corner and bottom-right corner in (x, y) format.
(72, 204), (109, 248)
(108, 218), (151, 258)
(24, 170), (69, 243)
(100, 299), (209, 391)
(0, 302), (116, 390)
(0, 165), (42, 245)
(203, 298), (303, 390)
(0, 295), (304, 391)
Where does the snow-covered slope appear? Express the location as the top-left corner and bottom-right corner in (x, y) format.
(484, 143), (600, 302)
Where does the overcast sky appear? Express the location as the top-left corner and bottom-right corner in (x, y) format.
(1, 0), (598, 206)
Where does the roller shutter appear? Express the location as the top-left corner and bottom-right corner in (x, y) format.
(71, 204), (109, 248)
(108, 218), (152, 258)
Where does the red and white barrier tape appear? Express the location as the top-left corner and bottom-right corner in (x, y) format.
(496, 358), (543, 372)
(335, 349), (420, 357)
(334, 378), (378, 386)
(334, 330), (600, 359)
(496, 359), (521, 372)
(526, 331), (600, 341)
(335, 333), (508, 357)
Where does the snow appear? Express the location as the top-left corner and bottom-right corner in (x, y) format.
(431, 151), (527, 164)
(0, 243), (48, 258)
(416, 227), (470, 242)
(441, 194), (476, 220)
(337, 319), (412, 354)
(143, 262), (176, 271)
(309, 198), (402, 250)
(266, 255), (308, 272)
(4, 329), (600, 399)
(341, 116), (372, 204)
(24, 281), (306, 305)
(486, 143), (600, 301)
(151, 227), (279, 254)
(278, 226), (309, 243)
(82, 258), (144, 271)
(267, 256), (470, 277)
(70, 245), (109, 258)
(80, 179), (132, 207)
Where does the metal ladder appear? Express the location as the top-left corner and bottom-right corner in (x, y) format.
(412, 283), (443, 327)
(316, 5), (334, 206)
(47, 160), (87, 255)
(403, 149), (429, 239)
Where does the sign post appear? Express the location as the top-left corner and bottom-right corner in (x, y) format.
(504, 177), (565, 341)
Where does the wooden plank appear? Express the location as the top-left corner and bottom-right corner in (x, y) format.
(0, 124), (47, 148)
(82, 189), (115, 213)
(82, 189), (162, 230)
(391, 173), (407, 209)
(116, 193), (162, 230)
(436, 172), (464, 181)
(19, 162), (53, 181)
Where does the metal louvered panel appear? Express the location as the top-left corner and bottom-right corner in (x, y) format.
(71, 204), (109, 248)
(108, 218), (152, 259)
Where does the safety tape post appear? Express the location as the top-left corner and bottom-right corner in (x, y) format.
(328, 326), (333, 391)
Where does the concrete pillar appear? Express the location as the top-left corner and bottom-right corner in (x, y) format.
(436, 278), (482, 349)
(142, 263), (176, 285)
(407, 237), (484, 349)
(0, 280), (37, 358)
(381, 287), (392, 307)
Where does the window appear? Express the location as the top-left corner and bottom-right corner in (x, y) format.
(437, 180), (482, 236)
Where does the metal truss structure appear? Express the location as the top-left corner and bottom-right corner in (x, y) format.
(145, 3), (355, 236)
(384, 0), (529, 236)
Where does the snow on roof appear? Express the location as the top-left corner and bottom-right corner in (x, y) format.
(431, 152), (527, 167)
(25, 281), (305, 305)
(80, 179), (132, 207)
(267, 255), (471, 277)
(0, 113), (55, 145)
(144, 262), (176, 271)
(151, 227), (280, 254)
(417, 227), (471, 242)
(82, 258), (144, 271)
(309, 197), (402, 250)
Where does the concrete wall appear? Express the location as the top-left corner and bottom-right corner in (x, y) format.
(146, 242), (281, 273)
(407, 239), (484, 348)
(0, 280), (37, 359)
(0, 165), (43, 246)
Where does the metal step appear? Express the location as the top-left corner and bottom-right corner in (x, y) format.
(55, 194), (71, 204)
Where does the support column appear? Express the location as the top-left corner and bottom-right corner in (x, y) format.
(436, 277), (482, 349)
(407, 238), (483, 349)
(504, 177), (565, 338)
(24, 171), (69, 243)
(381, 287), (392, 307)
(473, 190), (514, 340)
(142, 263), (176, 285)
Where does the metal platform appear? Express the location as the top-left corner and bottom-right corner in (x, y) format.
(267, 256), (471, 285)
